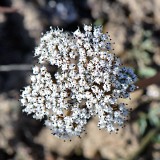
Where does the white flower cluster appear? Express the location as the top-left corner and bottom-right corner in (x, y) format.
(20, 25), (137, 139)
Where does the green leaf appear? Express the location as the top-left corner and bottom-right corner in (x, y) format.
(153, 133), (160, 143)
(141, 40), (154, 52)
(148, 107), (160, 127)
(138, 67), (157, 78)
(138, 115), (148, 135)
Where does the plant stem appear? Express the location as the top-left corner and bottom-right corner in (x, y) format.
(136, 72), (160, 90)
(0, 64), (32, 71)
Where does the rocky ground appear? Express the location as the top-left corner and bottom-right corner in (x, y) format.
(0, 0), (160, 160)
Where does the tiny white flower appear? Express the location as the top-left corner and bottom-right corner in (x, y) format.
(32, 66), (40, 74)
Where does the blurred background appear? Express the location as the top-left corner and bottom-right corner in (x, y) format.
(0, 0), (160, 160)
